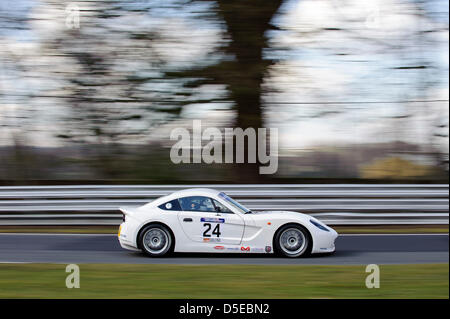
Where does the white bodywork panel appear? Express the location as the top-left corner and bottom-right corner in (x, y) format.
(118, 188), (338, 255)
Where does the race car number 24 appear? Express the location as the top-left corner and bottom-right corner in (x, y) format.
(203, 223), (221, 237)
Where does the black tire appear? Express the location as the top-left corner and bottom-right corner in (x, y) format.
(273, 224), (312, 258)
(138, 224), (173, 257)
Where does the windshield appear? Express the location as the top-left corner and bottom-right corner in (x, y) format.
(218, 192), (251, 214)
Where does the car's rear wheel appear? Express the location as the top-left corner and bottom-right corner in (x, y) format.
(139, 224), (173, 257)
(274, 224), (311, 258)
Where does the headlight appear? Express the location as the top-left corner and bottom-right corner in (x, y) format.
(310, 219), (329, 232)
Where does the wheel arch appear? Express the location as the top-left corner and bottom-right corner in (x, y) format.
(272, 222), (313, 255)
(136, 221), (176, 251)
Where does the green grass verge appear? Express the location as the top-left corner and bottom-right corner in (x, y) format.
(0, 263), (447, 298)
(0, 225), (447, 234)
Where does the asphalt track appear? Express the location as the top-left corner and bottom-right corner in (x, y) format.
(0, 233), (447, 265)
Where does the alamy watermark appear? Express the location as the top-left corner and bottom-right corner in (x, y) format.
(65, 3), (80, 29)
(65, 264), (80, 288)
(331, 0), (381, 29)
(365, 264), (380, 288)
(365, 3), (381, 29)
(170, 120), (278, 174)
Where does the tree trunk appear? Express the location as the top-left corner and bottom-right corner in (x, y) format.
(216, 0), (282, 182)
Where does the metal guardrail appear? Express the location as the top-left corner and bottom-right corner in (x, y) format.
(0, 184), (448, 225)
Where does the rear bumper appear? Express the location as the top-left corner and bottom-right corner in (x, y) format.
(118, 222), (140, 251)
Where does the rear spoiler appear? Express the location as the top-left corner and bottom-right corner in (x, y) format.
(119, 206), (139, 216)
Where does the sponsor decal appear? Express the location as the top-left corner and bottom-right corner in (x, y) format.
(203, 237), (221, 243)
(201, 217), (225, 223)
(226, 247), (240, 251)
(265, 246), (272, 253)
(214, 246), (225, 250)
(252, 248), (264, 253)
(240, 246), (250, 251)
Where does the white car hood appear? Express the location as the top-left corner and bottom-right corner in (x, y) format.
(250, 210), (311, 220)
(251, 210), (303, 215)
(249, 210), (332, 230)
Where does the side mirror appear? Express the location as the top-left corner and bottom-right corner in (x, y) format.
(215, 206), (222, 213)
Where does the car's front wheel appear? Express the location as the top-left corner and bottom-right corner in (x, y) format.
(274, 224), (311, 258)
(138, 224), (173, 257)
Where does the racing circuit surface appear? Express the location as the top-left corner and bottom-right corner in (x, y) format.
(0, 233), (447, 265)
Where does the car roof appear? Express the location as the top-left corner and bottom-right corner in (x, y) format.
(169, 188), (222, 198)
(142, 188), (224, 209)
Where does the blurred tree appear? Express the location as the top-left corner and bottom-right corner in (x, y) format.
(0, 0), (448, 183)
(170, 0), (283, 182)
(214, 0), (283, 182)
(33, 0), (227, 178)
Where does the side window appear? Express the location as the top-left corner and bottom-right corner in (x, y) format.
(212, 199), (233, 214)
(158, 199), (181, 211)
(179, 196), (216, 212)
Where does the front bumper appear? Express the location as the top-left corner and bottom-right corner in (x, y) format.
(311, 228), (338, 254)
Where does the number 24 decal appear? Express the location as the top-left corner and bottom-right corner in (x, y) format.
(203, 223), (221, 237)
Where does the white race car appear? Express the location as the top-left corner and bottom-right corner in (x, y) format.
(118, 188), (338, 258)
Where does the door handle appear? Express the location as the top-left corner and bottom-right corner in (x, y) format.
(183, 218), (193, 222)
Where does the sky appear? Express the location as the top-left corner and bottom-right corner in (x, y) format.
(264, 0), (449, 150)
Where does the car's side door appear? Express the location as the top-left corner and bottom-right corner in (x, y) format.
(177, 196), (245, 245)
